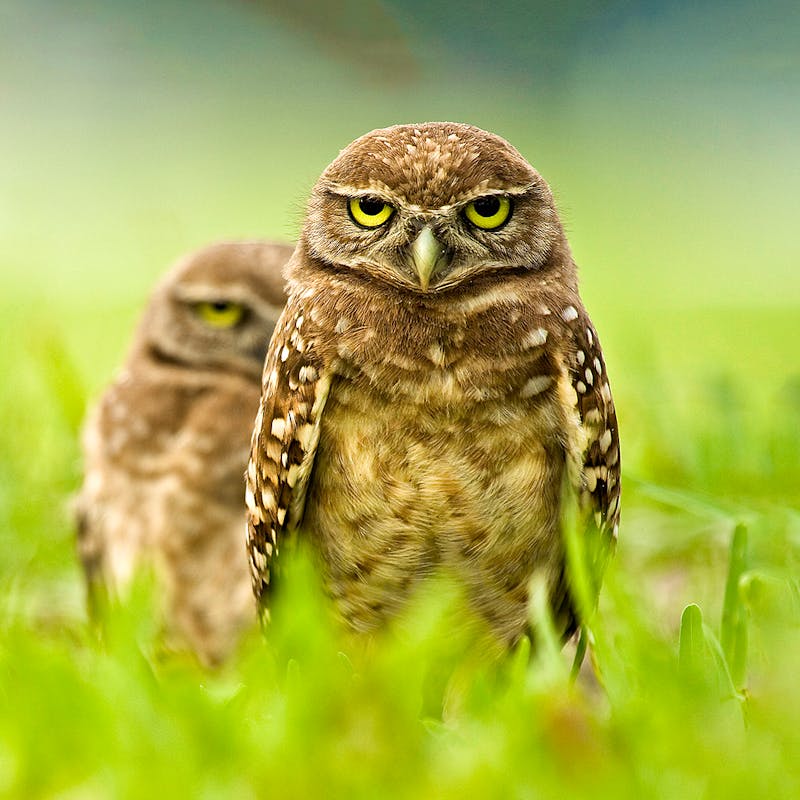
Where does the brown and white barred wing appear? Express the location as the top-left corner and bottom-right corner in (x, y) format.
(245, 297), (331, 605)
(561, 304), (621, 549)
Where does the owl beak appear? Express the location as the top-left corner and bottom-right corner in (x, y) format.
(409, 226), (450, 290)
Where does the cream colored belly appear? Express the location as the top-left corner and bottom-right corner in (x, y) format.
(304, 379), (568, 643)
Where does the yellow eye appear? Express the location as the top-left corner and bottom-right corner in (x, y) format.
(348, 196), (394, 228)
(195, 301), (245, 328)
(464, 195), (512, 230)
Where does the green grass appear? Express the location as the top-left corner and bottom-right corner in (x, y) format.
(1, 284), (799, 798)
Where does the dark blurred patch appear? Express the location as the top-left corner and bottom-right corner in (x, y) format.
(250, 0), (800, 92)
(246, 0), (419, 85)
(388, 0), (637, 87)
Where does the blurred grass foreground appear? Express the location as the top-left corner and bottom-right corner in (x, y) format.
(1, 0), (799, 797)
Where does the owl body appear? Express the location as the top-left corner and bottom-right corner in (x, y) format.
(77, 240), (292, 664)
(247, 124), (620, 645)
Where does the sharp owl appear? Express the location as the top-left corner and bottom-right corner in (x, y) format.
(246, 123), (620, 645)
(76, 239), (292, 665)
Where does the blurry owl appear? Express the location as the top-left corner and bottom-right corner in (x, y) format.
(246, 123), (620, 646)
(76, 239), (292, 665)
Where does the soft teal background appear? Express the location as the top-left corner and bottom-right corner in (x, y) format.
(3, 1), (799, 306)
(2, 1), (798, 415)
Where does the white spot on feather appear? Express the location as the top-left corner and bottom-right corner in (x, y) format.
(561, 306), (578, 322)
(428, 342), (446, 366)
(270, 418), (287, 439)
(245, 486), (262, 520)
(299, 365), (318, 383)
(454, 284), (521, 314)
(260, 488), (276, 512)
(520, 375), (553, 398)
(524, 328), (548, 348)
(252, 549), (267, 570)
(584, 408), (602, 426)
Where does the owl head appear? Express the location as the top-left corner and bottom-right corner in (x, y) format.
(300, 122), (566, 293)
(136, 240), (292, 378)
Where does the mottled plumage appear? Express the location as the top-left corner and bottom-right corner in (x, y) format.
(247, 123), (620, 645)
(76, 239), (292, 665)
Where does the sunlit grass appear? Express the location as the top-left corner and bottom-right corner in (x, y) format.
(1, 293), (798, 797)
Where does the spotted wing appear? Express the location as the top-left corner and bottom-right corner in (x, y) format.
(567, 305), (620, 568)
(245, 298), (332, 610)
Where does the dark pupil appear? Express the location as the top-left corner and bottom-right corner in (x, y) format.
(210, 301), (230, 312)
(473, 196), (501, 217)
(359, 197), (385, 216)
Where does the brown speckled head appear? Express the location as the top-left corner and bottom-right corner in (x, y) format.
(167, 239), (289, 307)
(301, 122), (565, 292)
(136, 239), (294, 379)
(321, 122), (538, 207)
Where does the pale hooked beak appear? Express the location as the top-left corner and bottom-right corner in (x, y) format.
(409, 226), (451, 290)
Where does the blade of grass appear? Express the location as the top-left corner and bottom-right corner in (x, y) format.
(560, 477), (599, 626)
(528, 573), (568, 683)
(720, 523), (748, 689)
(678, 603), (705, 677)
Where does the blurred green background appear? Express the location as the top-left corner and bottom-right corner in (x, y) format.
(1, 1), (799, 797)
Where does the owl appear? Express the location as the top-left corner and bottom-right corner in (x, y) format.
(246, 123), (620, 646)
(75, 239), (292, 665)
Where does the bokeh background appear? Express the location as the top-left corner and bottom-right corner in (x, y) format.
(3, 0), (798, 603)
(4, 0), (799, 306)
(1, 1), (799, 796)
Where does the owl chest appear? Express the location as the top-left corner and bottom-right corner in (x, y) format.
(304, 367), (567, 634)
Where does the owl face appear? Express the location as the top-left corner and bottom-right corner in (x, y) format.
(303, 122), (562, 292)
(138, 241), (291, 378)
